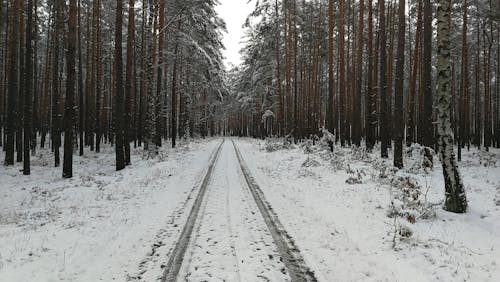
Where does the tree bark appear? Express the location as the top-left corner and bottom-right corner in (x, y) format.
(114, 0), (125, 170)
(436, 0), (467, 213)
(124, 0), (135, 164)
(379, 0), (389, 158)
(4, 0), (21, 166)
(63, 0), (77, 178)
(23, 0), (34, 174)
(394, 0), (405, 168)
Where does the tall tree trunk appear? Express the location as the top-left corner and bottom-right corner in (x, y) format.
(114, 0), (125, 170)
(339, 0), (346, 146)
(394, 0), (405, 168)
(52, 0), (62, 167)
(23, 0), (34, 174)
(4, 0), (21, 166)
(78, 0), (84, 156)
(155, 0), (165, 147)
(379, 0), (389, 158)
(63, 0), (77, 178)
(327, 0), (335, 141)
(436, 0), (467, 213)
(422, 0), (434, 163)
(407, 0), (423, 147)
(354, 0), (364, 148)
(124, 0), (135, 164)
(171, 21), (181, 148)
(94, 0), (102, 153)
(366, 0), (375, 151)
(275, 0), (284, 136)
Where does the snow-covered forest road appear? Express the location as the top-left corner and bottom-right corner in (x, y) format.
(1, 138), (500, 281)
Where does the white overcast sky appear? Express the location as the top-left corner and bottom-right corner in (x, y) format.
(215, 0), (255, 68)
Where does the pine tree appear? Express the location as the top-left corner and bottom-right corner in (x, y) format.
(379, 0), (389, 158)
(5, 0), (21, 166)
(63, 0), (77, 178)
(23, 0), (34, 174)
(114, 0), (125, 171)
(124, 0), (135, 165)
(394, 0), (405, 168)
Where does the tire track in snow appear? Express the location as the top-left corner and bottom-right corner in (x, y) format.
(167, 141), (288, 281)
(159, 140), (225, 282)
(232, 140), (318, 282)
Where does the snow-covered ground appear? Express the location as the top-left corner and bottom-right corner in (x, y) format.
(0, 139), (220, 281)
(1, 137), (499, 281)
(180, 141), (289, 281)
(236, 138), (500, 281)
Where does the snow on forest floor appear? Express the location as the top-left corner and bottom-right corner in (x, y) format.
(1, 137), (499, 282)
(0, 139), (220, 281)
(235, 138), (500, 281)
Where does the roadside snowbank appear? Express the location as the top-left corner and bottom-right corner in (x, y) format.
(0, 139), (219, 281)
(236, 138), (500, 281)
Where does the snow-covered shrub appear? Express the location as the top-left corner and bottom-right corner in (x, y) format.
(345, 169), (366, 185)
(328, 151), (348, 172)
(264, 138), (294, 152)
(350, 146), (371, 162)
(478, 151), (497, 167)
(370, 159), (397, 183)
(387, 175), (436, 224)
(300, 139), (316, 154)
(404, 144), (435, 174)
(302, 157), (321, 168)
(319, 127), (335, 151)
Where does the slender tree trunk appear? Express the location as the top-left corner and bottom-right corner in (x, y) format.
(327, 0), (335, 141)
(436, 0), (467, 213)
(114, 0), (125, 170)
(78, 0), (84, 156)
(52, 0), (62, 167)
(339, 0), (346, 146)
(4, 0), (21, 166)
(124, 0), (135, 164)
(63, 0), (77, 178)
(366, 0), (375, 151)
(23, 0), (34, 174)
(94, 0), (102, 153)
(155, 0), (165, 147)
(407, 0), (423, 147)
(354, 0), (364, 148)
(275, 0), (284, 136)
(171, 21), (181, 148)
(394, 0), (405, 168)
(379, 0), (389, 158)
(422, 0), (434, 163)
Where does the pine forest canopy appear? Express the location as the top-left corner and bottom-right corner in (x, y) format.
(1, 0), (499, 213)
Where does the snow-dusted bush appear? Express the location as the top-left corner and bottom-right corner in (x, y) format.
(345, 169), (366, 185)
(264, 138), (294, 152)
(370, 159), (397, 183)
(477, 151), (497, 167)
(404, 144), (435, 174)
(387, 175), (436, 223)
(319, 128), (335, 151)
(302, 156), (321, 168)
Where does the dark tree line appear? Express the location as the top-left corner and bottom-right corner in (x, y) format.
(226, 0), (500, 213)
(0, 0), (226, 174)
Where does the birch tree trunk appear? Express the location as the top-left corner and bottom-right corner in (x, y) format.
(436, 0), (468, 213)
